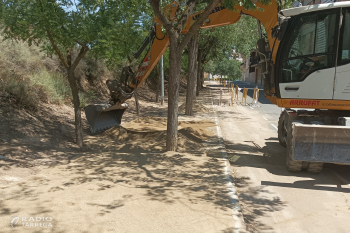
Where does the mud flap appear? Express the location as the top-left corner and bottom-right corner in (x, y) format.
(292, 123), (350, 164)
(84, 103), (128, 134)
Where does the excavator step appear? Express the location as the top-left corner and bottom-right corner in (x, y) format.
(84, 103), (128, 134)
(292, 123), (350, 164)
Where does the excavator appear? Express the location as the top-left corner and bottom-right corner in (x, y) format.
(85, 0), (350, 173)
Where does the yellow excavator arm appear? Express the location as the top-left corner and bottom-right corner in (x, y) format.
(134, 1), (279, 89)
(85, 0), (350, 173)
(85, 0), (281, 133)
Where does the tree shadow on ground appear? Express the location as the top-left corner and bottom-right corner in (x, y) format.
(1, 131), (236, 230)
(233, 175), (284, 232)
(225, 138), (350, 232)
(0, 85), (240, 231)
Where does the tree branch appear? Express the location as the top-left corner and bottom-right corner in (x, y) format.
(179, 0), (224, 52)
(61, 25), (85, 47)
(67, 48), (72, 67)
(177, 0), (197, 31)
(71, 45), (89, 71)
(149, 0), (173, 33)
(46, 28), (69, 68)
(75, 40), (85, 47)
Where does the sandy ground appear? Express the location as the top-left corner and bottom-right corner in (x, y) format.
(0, 85), (241, 232)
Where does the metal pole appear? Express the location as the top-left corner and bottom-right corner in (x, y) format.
(160, 55), (164, 105)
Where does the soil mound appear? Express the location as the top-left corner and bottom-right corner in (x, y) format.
(97, 117), (216, 151)
(178, 101), (210, 114)
(103, 125), (128, 140)
(124, 117), (167, 131)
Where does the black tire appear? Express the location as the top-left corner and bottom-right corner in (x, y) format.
(286, 122), (302, 172)
(278, 112), (287, 147)
(307, 162), (324, 173)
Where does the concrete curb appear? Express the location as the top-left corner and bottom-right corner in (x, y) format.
(208, 87), (246, 233)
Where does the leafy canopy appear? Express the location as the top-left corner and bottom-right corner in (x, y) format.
(1, 0), (150, 67)
(205, 57), (242, 80)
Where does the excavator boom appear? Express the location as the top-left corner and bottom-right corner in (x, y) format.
(85, 0), (350, 172)
(85, 0), (280, 133)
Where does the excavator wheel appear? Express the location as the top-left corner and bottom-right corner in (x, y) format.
(278, 112), (287, 147)
(286, 121), (302, 172)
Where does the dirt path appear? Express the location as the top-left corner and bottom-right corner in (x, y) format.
(0, 86), (242, 232)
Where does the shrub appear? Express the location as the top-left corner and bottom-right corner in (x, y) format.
(0, 33), (115, 110)
(2, 76), (39, 111)
(79, 90), (97, 108)
(31, 70), (71, 104)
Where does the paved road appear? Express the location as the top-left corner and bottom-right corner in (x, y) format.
(207, 80), (350, 233)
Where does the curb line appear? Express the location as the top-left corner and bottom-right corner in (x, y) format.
(209, 87), (246, 232)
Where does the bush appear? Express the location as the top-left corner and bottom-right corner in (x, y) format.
(3, 75), (39, 111)
(0, 35), (66, 110)
(31, 70), (71, 104)
(0, 33), (115, 110)
(79, 90), (97, 108)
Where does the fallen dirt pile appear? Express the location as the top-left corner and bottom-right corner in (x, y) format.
(88, 117), (216, 152)
(178, 100), (210, 114)
(103, 125), (128, 140)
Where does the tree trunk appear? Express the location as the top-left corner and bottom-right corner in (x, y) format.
(200, 67), (205, 89)
(166, 35), (181, 151)
(67, 69), (83, 148)
(196, 49), (202, 97)
(185, 35), (198, 116)
(134, 90), (140, 115)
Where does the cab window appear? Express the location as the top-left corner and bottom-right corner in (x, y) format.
(339, 9), (350, 65)
(281, 11), (337, 83)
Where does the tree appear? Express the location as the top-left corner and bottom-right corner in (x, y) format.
(195, 15), (262, 90)
(149, 0), (224, 151)
(226, 15), (262, 57)
(185, 33), (199, 116)
(213, 57), (242, 79)
(196, 30), (218, 95)
(2, 0), (146, 148)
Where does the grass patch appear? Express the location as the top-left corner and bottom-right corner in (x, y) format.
(0, 33), (111, 110)
(31, 70), (71, 104)
(79, 90), (97, 108)
(3, 76), (40, 111)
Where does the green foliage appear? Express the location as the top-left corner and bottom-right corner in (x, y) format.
(32, 70), (71, 104)
(205, 57), (242, 80)
(1, 0), (150, 68)
(0, 31), (115, 110)
(1, 69), (72, 110)
(3, 77), (40, 111)
(222, 0), (295, 10)
(223, 0), (272, 11)
(227, 15), (262, 57)
(78, 90), (98, 108)
(0, 34), (64, 110)
(197, 14), (261, 65)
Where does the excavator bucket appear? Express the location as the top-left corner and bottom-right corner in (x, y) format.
(84, 103), (128, 134)
(292, 123), (350, 164)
